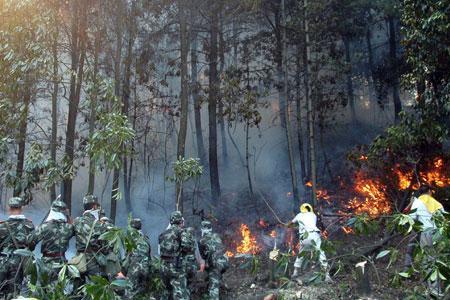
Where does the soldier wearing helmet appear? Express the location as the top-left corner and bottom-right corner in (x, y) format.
(32, 197), (75, 283)
(73, 195), (105, 281)
(199, 220), (229, 300)
(158, 211), (191, 300)
(0, 197), (35, 298)
(290, 203), (330, 281)
(125, 218), (152, 297)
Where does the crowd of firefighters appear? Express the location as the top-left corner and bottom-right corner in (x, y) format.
(0, 184), (446, 299)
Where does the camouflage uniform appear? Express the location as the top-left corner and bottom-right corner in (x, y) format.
(0, 197), (35, 298)
(125, 218), (151, 296)
(99, 216), (122, 279)
(73, 195), (105, 278)
(182, 227), (202, 291)
(32, 200), (74, 282)
(199, 221), (229, 300)
(159, 211), (190, 300)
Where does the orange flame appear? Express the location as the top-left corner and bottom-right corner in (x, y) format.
(225, 251), (234, 258)
(305, 181), (313, 187)
(395, 167), (414, 190)
(341, 226), (354, 234)
(347, 171), (392, 218)
(316, 189), (331, 202)
(420, 158), (450, 187)
(236, 224), (261, 255)
(269, 230), (277, 238)
(395, 158), (450, 190)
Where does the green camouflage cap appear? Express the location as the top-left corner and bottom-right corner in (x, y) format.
(130, 218), (142, 230)
(83, 194), (99, 205)
(170, 211), (184, 225)
(201, 220), (212, 230)
(8, 197), (24, 208)
(51, 200), (67, 212)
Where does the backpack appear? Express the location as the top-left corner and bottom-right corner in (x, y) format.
(158, 227), (182, 257)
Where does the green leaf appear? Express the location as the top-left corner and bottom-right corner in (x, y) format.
(376, 250), (391, 260)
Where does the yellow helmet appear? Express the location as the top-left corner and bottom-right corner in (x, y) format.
(300, 203), (313, 213)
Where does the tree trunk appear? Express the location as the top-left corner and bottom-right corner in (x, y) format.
(191, 31), (207, 167)
(366, 26), (375, 100)
(110, 169), (119, 223)
(14, 83), (31, 197)
(87, 27), (101, 195)
(304, 0), (317, 206)
(111, 3), (124, 222)
(61, 0), (87, 210)
(122, 1), (136, 214)
(281, 0), (299, 212)
(218, 16), (228, 166)
(388, 16), (401, 122)
(295, 47), (306, 184)
(245, 123), (254, 201)
(208, 3), (221, 202)
(343, 37), (356, 123)
(176, 0), (189, 212)
(275, 5), (287, 129)
(50, 29), (59, 201)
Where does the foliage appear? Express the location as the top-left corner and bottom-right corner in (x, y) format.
(167, 157), (203, 185)
(402, 0), (450, 91)
(84, 276), (130, 300)
(87, 78), (135, 171)
(5, 143), (64, 203)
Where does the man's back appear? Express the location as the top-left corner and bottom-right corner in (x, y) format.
(73, 212), (103, 252)
(0, 216), (34, 254)
(34, 220), (74, 255)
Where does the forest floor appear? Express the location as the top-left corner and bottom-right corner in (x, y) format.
(191, 232), (415, 300)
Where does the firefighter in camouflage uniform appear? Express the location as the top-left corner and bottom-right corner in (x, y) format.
(199, 220), (229, 300)
(99, 216), (123, 279)
(125, 218), (151, 297)
(183, 227), (205, 293)
(33, 199), (74, 282)
(73, 195), (106, 281)
(159, 211), (190, 300)
(0, 197), (35, 299)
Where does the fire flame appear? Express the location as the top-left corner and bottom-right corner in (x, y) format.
(347, 171), (392, 218)
(316, 189), (331, 202)
(269, 230), (277, 238)
(395, 158), (450, 190)
(225, 251), (234, 258)
(236, 224), (261, 255)
(421, 158), (450, 187)
(341, 226), (354, 234)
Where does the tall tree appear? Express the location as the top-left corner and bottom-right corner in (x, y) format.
(50, 22), (59, 201)
(122, 0), (138, 213)
(190, 30), (207, 167)
(387, 15), (401, 121)
(281, 0), (300, 211)
(61, 0), (88, 209)
(175, 0), (190, 211)
(207, 1), (221, 202)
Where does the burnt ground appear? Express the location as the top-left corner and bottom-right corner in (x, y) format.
(190, 231), (422, 300)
